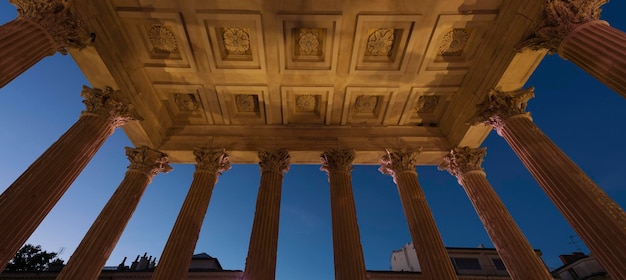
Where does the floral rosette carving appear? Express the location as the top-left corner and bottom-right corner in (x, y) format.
(298, 28), (320, 55)
(223, 27), (250, 55)
(148, 24), (178, 53)
(367, 28), (394, 56)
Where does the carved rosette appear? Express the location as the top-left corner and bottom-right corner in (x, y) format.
(222, 27), (251, 55)
(355, 95), (379, 113)
(379, 149), (419, 179)
(439, 147), (487, 182)
(235, 94), (257, 112)
(472, 88), (534, 135)
(415, 95), (439, 114)
(80, 85), (142, 128)
(320, 149), (355, 173)
(439, 28), (469, 56)
(517, 0), (608, 53)
(147, 24), (178, 53)
(298, 28), (320, 55)
(367, 28), (395, 56)
(125, 146), (173, 179)
(174, 93), (199, 112)
(12, 0), (91, 54)
(194, 148), (231, 174)
(295, 95), (317, 112)
(258, 149), (290, 174)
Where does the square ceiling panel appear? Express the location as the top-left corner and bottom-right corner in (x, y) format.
(341, 87), (398, 125)
(399, 87), (458, 126)
(215, 86), (269, 125)
(281, 86), (334, 124)
(153, 84), (213, 125)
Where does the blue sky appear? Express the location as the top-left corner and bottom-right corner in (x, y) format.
(2, 2), (626, 279)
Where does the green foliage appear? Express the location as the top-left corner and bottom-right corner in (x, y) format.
(4, 244), (64, 271)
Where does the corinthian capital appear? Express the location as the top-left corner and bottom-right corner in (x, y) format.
(81, 85), (142, 128)
(194, 148), (231, 174)
(472, 88), (534, 134)
(378, 149), (420, 178)
(125, 146), (173, 179)
(439, 147), (487, 180)
(11, 0), (92, 54)
(320, 149), (355, 173)
(517, 0), (607, 53)
(259, 149), (290, 173)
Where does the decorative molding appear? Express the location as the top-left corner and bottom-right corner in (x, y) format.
(297, 28), (321, 55)
(517, 0), (608, 53)
(80, 85), (142, 128)
(439, 147), (486, 180)
(146, 24), (179, 53)
(258, 149), (290, 173)
(12, 0), (91, 54)
(379, 149), (419, 179)
(354, 95), (379, 113)
(438, 28), (469, 56)
(235, 94), (258, 113)
(366, 28), (395, 56)
(320, 149), (355, 173)
(473, 87), (534, 134)
(194, 148), (231, 174)
(174, 93), (199, 111)
(125, 146), (173, 179)
(222, 27), (251, 55)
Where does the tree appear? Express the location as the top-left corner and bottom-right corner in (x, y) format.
(4, 244), (64, 271)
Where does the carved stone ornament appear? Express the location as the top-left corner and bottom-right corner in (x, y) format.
(517, 0), (608, 53)
(80, 85), (142, 128)
(174, 93), (199, 112)
(235, 94), (257, 112)
(472, 87), (534, 134)
(125, 146), (173, 179)
(439, 28), (469, 56)
(320, 149), (355, 173)
(415, 95), (440, 114)
(298, 28), (321, 55)
(355, 95), (379, 113)
(194, 148), (231, 174)
(12, 0), (91, 54)
(258, 149), (290, 173)
(295, 95), (317, 112)
(147, 24), (178, 53)
(222, 27), (251, 55)
(379, 148), (420, 179)
(366, 28), (395, 56)
(439, 147), (487, 181)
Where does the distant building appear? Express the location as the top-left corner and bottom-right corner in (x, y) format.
(551, 252), (609, 280)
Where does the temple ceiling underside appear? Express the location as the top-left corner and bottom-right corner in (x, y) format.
(68, 0), (547, 164)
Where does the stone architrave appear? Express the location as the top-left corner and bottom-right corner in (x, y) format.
(56, 146), (172, 280)
(320, 149), (367, 280)
(379, 149), (457, 280)
(518, 0), (626, 98)
(0, 0), (91, 88)
(439, 147), (553, 280)
(152, 148), (231, 280)
(0, 86), (138, 270)
(474, 88), (626, 278)
(243, 149), (290, 280)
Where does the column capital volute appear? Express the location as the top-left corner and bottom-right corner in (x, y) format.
(517, 0), (608, 53)
(258, 149), (290, 174)
(80, 85), (142, 129)
(193, 148), (231, 174)
(378, 148), (420, 180)
(439, 147), (487, 183)
(472, 87), (534, 136)
(320, 149), (355, 174)
(11, 0), (92, 54)
(125, 146), (172, 180)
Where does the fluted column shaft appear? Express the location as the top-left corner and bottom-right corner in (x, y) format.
(559, 21), (626, 98)
(0, 86), (137, 270)
(152, 149), (230, 280)
(321, 149), (366, 280)
(57, 147), (171, 280)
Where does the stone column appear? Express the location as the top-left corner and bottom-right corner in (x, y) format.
(0, 86), (138, 270)
(152, 148), (230, 280)
(320, 149), (366, 280)
(440, 147), (553, 280)
(474, 88), (626, 278)
(380, 149), (457, 280)
(0, 0), (90, 88)
(56, 146), (172, 280)
(243, 149), (290, 280)
(518, 0), (626, 98)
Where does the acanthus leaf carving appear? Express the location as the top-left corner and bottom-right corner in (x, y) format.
(80, 85), (142, 128)
(258, 149), (290, 173)
(125, 146), (173, 180)
(194, 148), (231, 174)
(379, 148), (420, 179)
(472, 87), (534, 135)
(439, 147), (487, 182)
(320, 149), (355, 173)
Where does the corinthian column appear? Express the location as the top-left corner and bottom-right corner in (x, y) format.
(380, 149), (457, 280)
(518, 0), (626, 98)
(439, 147), (553, 280)
(474, 88), (626, 278)
(0, 85), (138, 270)
(152, 148), (230, 280)
(320, 149), (366, 280)
(57, 146), (172, 280)
(0, 0), (90, 88)
(243, 149), (290, 280)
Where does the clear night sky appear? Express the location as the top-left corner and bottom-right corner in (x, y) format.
(1, 2), (626, 280)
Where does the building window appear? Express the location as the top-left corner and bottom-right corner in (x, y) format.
(452, 257), (481, 270)
(492, 258), (506, 271)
